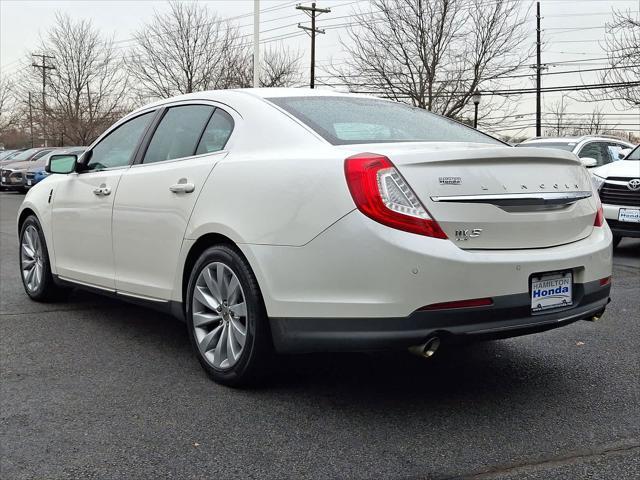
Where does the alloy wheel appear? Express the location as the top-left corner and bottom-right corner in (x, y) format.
(192, 262), (248, 370)
(21, 225), (43, 292)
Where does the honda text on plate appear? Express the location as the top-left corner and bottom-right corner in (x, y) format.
(17, 89), (613, 386)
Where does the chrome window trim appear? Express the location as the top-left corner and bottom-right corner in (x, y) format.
(130, 149), (228, 168)
(134, 101), (236, 167)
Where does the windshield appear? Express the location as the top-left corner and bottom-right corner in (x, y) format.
(517, 142), (575, 152)
(268, 96), (502, 146)
(625, 145), (640, 160)
(8, 148), (40, 161)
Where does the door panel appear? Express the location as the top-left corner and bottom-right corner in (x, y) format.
(112, 153), (226, 299)
(49, 110), (156, 289)
(51, 170), (124, 288)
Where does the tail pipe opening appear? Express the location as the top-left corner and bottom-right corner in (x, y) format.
(409, 336), (441, 359)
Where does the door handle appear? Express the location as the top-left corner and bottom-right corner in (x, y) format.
(169, 179), (195, 194)
(93, 185), (111, 196)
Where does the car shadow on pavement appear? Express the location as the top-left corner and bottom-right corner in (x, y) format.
(66, 287), (576, 408)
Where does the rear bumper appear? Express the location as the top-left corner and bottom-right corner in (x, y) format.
(242, 210), (612, 320)
(270, 280), (611, 353)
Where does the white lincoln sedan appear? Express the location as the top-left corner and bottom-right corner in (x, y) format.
(18, 89), (613, 385)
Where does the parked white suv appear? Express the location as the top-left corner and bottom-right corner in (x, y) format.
(591, 145), (640, 247)
(518, 136), (634, 168)
(17, 89), (613, 386)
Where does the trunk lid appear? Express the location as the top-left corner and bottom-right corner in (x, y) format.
(338, 142), (596, 249)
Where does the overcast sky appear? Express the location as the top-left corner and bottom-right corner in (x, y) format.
(1, 0), (639, 137)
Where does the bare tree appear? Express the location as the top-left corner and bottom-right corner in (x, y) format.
(569, 109), (616, 136)
(128, 1), (243, 102)
(233, 46), (302, 88)
(0, 76), (19, 133)
(17, 13), (127, 145)
(577, 109), (608, 135)
(544, 95), (570, 136)
(587, 9), (640, 109)
(331, 0), (531, 119)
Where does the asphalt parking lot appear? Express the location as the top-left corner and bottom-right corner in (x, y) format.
(1, 190), (638, 479)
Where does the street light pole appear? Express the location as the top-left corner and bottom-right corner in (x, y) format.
(472, 90), (481, 129)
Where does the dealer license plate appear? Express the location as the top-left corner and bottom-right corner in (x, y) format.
(531, 271), (573, 312)
(27, 180), (32, 186)
(618, 208), (640, 223)
(1, 177), (5, 183)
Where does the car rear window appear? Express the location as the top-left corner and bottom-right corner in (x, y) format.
(268, 96), (502, 146)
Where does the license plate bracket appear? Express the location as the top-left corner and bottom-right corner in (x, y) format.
(530, 271), (573, 312)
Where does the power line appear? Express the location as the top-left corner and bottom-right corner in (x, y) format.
(328, 81), (640, 98)
(316, 64), (640, 83)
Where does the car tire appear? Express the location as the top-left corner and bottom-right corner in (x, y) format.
(612, 235), (622, 249)
(186, 245), (273, 387)
(19, 215), (69, 302)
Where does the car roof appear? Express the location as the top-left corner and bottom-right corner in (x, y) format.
(129, 88), (378, 115)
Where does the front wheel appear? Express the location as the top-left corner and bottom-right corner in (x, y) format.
(186, 245), (272, 387)
(19, 215), (68, 301)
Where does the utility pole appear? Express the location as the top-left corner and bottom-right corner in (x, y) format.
(297, 2), (331, 89)
(28, 92), (34, 148)
(535, 2), (541, 137)
(31, 53), (56, 147)
(253, 0), (260, 87)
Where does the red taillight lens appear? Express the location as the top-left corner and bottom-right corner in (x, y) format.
(599, 276), (611, 286)
(594, 198), (605, 227)
(344, 153), (447, 239)
(419, 297), (494, 311)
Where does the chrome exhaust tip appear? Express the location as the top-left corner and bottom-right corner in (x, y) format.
(409, 337), (441, 358)
(588, 309), (605, 322)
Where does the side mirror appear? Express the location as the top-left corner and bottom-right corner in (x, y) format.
(619, 148), (631, 160)
(46, 154), (78, 174)
(579, 157), (598, 168)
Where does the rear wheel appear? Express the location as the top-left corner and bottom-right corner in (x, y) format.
(186, 245), (272, 387)
(19, 215), (68, 301)
(612, 235), (622, 248)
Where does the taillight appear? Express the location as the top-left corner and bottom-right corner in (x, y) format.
(594, 197), (605, 227)
(344, 153), (447, 239)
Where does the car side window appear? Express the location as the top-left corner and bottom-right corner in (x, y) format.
(578, 142), (607, 166)
(143, 105), (214, 164)
(32, 149), (53, 161)
(86, 112), (154, 172)
(606, 142), (627, 162)
(195, 109), (234, 155)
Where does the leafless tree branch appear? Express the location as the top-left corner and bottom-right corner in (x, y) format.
(330, 0), (532, 122)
